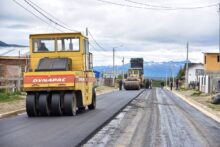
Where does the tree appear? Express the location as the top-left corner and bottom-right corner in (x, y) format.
(117, 74), (123, 80)
(176, 67), (185, 80)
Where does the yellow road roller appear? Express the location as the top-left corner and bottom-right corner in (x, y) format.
(124, 58), (145, 90)
(23, 32), (96, 116)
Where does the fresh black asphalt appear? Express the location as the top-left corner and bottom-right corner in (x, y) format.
(0, 90), (143, 147)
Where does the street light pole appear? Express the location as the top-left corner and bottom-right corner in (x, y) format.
(112, 45), (123, 85)
(112, 48), (115, 86)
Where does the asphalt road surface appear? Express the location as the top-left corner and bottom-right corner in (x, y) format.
(156, 88), (220, 147)
(85, 88), (220, 147)
(0, 90), (143, 147)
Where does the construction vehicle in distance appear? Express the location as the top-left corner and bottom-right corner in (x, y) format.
(23, 32), (96, 117)
(124, 58), (145, 90)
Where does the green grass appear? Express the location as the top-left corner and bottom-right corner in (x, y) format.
(152, 80), (164, 87)
(207, 103), (220, 111)
(0, 91), (23, 103)
(179, 87), (187, 91)
(191, 91), (202, 96)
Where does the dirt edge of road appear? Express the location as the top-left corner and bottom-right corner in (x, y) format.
(167, 88), (220, 123)
(0, 86), (118, 119)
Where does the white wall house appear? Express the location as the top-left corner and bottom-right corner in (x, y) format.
(199, 74), (220, 94)
(198, 75), (209, 93)
(198, 52), (220, 94)
(186, 63), (204, 84)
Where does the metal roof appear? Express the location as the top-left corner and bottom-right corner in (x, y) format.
(203, 52), (219, 54)
(0, 47), (29, 57)
(188, 63), (203, 68)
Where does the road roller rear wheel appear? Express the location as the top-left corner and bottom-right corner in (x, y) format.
(51, 93), (62, 116)
(63, 92), (77, 116)
(39, 93), (50, 116)
(88, 89), (96, 110)
(26, 93), (38, 117)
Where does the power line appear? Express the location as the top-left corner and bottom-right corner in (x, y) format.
(89, 42), (111, 56)
(125, 0), (219, 10)
(14, 0), (125, 61)
(96, 0), (161, 10)
(24, 0), (76, 32)
(125, 0), (171, 9)
(96, 0), (218, 10)
(88, 30), (126, 60)
(13, 0), (116, 58)
(26, 0), (78, 32)
(89, 40), (124, 60)
(88, 30), (109, 51)
(12, 0), (62, 32)
(14, 0), (123, 62)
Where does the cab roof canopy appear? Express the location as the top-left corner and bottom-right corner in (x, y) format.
(30, 32), (88, 39)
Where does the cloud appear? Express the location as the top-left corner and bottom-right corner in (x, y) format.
(6, 24), (30, 29)
(0, 0), (219, 66)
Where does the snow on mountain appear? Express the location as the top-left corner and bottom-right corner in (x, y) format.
(94, 61), (186, 79)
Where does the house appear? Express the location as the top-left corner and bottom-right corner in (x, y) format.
(199, 52), (220, 93)
(186, 63), (204, 85)
(0, 47), (29, 91)
(204, 52), (220, 73)
(0, 56), (29, 76)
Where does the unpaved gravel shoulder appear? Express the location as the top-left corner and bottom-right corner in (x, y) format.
(171, 88), (220, 121)
(0, 96), (25, 114)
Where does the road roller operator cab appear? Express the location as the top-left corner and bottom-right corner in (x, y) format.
(128, 68), (142, 78)
(23, 32), (96, 117)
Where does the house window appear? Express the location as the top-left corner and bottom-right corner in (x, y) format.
(204, 56), (206, 64)
(217, 55), (220, 62)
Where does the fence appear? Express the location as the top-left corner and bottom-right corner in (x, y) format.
(0, 77), (23, 92)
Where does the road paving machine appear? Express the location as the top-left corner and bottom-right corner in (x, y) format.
(23, 32), (96, 116)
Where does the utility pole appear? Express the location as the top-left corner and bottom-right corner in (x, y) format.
(122, 57), (124, 81)
(112, 45), (123, 86)
(86, 27), (88, 37)
(166, 72), (167, 87)
(185, 42), (189, 89)
(113, 48), (115, 86)
(172, 69), (174, 87)
(219, 4), (220, 70)
(171, 65), (174, 87)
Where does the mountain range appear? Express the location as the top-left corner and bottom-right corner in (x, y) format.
(0, 41), (27, 47)
(94, 61), (186, 80)
(0, 41), (185, 79)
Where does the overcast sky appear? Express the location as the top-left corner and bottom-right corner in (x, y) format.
(0, 0), (219, 66)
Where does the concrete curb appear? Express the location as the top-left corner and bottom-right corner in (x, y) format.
(0, 108), (25, 119)
(167, 88), (220, 123)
